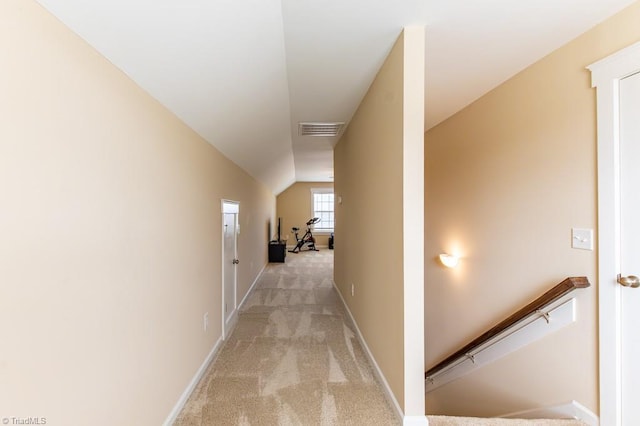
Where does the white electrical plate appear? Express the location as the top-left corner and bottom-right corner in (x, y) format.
(572, 228), (594, 250)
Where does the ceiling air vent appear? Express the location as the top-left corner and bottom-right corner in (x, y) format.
(298, 122), (344, 137)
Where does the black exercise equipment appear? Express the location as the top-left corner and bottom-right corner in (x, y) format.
(288, 217), (320, 253)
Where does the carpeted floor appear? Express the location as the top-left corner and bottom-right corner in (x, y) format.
(174, 250), (401, 425)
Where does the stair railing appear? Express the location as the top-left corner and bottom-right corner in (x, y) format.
(425, 277), (590, 391)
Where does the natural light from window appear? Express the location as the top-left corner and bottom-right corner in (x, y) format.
(311, 189), (334, 233)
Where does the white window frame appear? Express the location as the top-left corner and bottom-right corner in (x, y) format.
(310, 188), (334, 234)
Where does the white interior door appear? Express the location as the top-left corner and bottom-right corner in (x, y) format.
(222, 201), (239, 337)
(590, 41), (640, 426)
(620, 71), (640, 425)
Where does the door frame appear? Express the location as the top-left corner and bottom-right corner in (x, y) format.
(221, 199), (240, 339)
(588, 40), (640, 426)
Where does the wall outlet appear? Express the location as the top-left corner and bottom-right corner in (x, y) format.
(351, 283), (354, 297)
(203, 312), (209, 331)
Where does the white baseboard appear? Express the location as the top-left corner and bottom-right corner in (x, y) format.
(238, 263), (267, 310)
(404, 415), (429, 426)
(224, 310), (239, 338)
(163, 337), (224, 425)
(332, 282), (405, 423)
(164, 263), (268, 424)
(225, 263), (267, 338)
(500, 400), (598, 426)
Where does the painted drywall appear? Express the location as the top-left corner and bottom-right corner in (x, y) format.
(0, 1), (274, 424)
(276, 182), (333, 248)
(334, 28), (425, 418)
(424, 1), (640, 417)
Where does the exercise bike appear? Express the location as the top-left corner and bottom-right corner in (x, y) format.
(288, 217), (320, 253)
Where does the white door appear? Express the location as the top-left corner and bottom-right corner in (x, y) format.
(619, 71), (640, 425)
(590, 41), (640, 426)
(222, 201), (239, 337)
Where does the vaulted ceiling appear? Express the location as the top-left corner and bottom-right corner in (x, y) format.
(36, 0), (636, 194)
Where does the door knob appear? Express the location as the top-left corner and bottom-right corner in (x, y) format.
(617, 274), (640, 288)
(232, 259), (239, 265)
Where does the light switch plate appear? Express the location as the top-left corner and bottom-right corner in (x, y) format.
(572, 228), (593, 250)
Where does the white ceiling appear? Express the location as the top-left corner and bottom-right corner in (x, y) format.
(35, 0), (636, 194)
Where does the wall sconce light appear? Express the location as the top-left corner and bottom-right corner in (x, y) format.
(439, 253), (459, 268)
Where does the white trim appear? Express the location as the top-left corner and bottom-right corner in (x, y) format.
(588, 40), (640, 426)
(309, 187), (334, 194)
(221, 200), (239, 214)
(238, 263), (267, 310)
(589, 41), (640, 86)
(402, 26), (426, 421)
(163, 337), (224, 426)
(332, 281), (405, 423)
(403, 415), (429, 426)
(221, 199), (240, 340)
(221, 263), (268, 353)
(223, 265), (267, 340)
(164, 262), (268, 425)
(224, 309), (239, 333)
(500, 400), (598, 426)
(310, 187), (335, 233)
(425, 298), (578, 392)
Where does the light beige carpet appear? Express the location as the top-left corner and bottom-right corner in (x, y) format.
(175, 250), (400, 425)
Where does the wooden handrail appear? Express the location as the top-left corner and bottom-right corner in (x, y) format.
(425, 276), (590, 379)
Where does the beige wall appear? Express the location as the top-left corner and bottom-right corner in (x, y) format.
(424, 1), (640, 417)
(0, 1), (274, 424)
(276, 182), (333, 247)
(334, 28), (425, 416)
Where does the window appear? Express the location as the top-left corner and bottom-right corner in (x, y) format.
(311, 188), (334, 233)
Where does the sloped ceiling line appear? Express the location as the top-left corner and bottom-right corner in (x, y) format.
(35, 0), (636, 194)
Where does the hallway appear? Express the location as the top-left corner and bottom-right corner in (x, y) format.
(175, 250), (400, 425)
